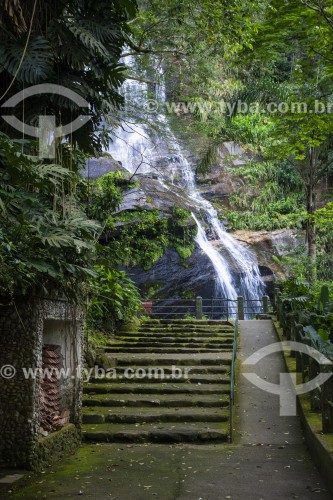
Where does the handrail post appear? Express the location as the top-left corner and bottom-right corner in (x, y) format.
(262, 295), (269, 314)
(276, 291), (282, 323)
(230, 318), (238, 442)
(196, 296), (203, 320)
(273, 287), (280, 309)
(321, 362), (333, 433)
(237, 296), (244, 320)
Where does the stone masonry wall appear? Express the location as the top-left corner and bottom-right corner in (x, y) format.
(0, 298), (84, 469)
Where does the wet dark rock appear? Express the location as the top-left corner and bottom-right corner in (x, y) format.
(232, 228), (302, 279)
(83, 156), (301, 302)
(117, 176), (193, 214)
(195, 142), (249, 206)
(127, 247), (217, 301)
(82, 156), (124, 178)
(127, 228), (300, 302)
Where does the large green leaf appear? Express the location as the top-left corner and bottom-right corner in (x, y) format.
(0, 36), (52, 83)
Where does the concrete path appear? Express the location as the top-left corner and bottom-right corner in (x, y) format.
(10, 320), (332, 499)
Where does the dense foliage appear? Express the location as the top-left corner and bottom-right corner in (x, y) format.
(220, 160), (306, 231)
(0, 0), (137, 153)
(0, 133), (99, 299)
(2, 0), (333, 328)
(109, 206), (197, 268)
(0, 1), (142, 326)
(127, 0), (333, 283)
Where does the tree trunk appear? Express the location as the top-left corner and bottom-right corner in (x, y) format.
(307, 211), (317, 281)
(306, 152), (317, 282)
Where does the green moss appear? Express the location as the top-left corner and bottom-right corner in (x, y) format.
(119, 317), (141, 332)
(30, 424), (81, 472)
(108, 206), (197, 270)
(13, 445), (101, 499)
(95, 352), (116, 370)
(143, 281), (163, 299)
(86, 331), (111, 367)
(88, 330), (109, 348)
(175, 245), (193, 260)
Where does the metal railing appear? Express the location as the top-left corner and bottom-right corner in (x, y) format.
(142, 299), (196, 319)
(230, 318), (238, 442)
(244, 299), (265, 317)
(276, 293), (333, 433)
(141, 295), (271, 320)
(201, 298), (237, 320)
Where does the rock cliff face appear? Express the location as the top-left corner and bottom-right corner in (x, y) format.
(83, 156), (123, 178)
(84, 154), (300, 302)
(84, 156), (194, 214)
(231, 229), (301, 295)
(196, 142), (249, 207)
(128, 229), (298, 301)
(116, 177), (193, 213)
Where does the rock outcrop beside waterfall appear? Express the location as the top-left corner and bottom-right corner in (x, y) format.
(196, 142), (249, 207)
(84, 156), (299, 301)
(128, 230), (297, 301)
(83, 156), (194, 213)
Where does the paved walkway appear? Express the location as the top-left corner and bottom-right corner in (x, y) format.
(10, 320), (332, 499)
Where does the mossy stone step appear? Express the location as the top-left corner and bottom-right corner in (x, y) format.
(83, 393), (230, 408)
(83, 319), (234, 444)
(82, 422), (229, 443)
(144, 320), (233, 325)
(113, 336), (234, 343)
(84, 383), (230, 395)
(88, 373), (230, 385)
(141, 317), (232, 325)
(117, 331), (234, 338)
(138, 322), (234, 327)
(106, 341), (233, 349)
(82, 406), (229, 424)
(92, 364), (230, 374)
(113, 355), (232, 366)
(136, 327), (234, 333)
(140, 320), (233, 324)
(104, 347), (232, 354)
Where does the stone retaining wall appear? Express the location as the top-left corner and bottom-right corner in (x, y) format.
(0, 298), (84, 469)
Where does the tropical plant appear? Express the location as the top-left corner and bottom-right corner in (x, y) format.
(0, 133), (100, 299)
(106, 206), (196, 269)
(231, 0), (333, 280)
(0, 0), (138, 154)
(87, 264), (141, 328)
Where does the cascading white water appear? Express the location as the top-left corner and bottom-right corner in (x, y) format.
(168, 140), (264, 303)
(192, 213), (238, 300)
(109, 55), (265, 308)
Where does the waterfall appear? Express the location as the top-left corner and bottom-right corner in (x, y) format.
(108, 55), (265, 309)
(192, 213), (238, 300)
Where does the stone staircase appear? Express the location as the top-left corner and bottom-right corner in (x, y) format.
(82, 319), (235, 443)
